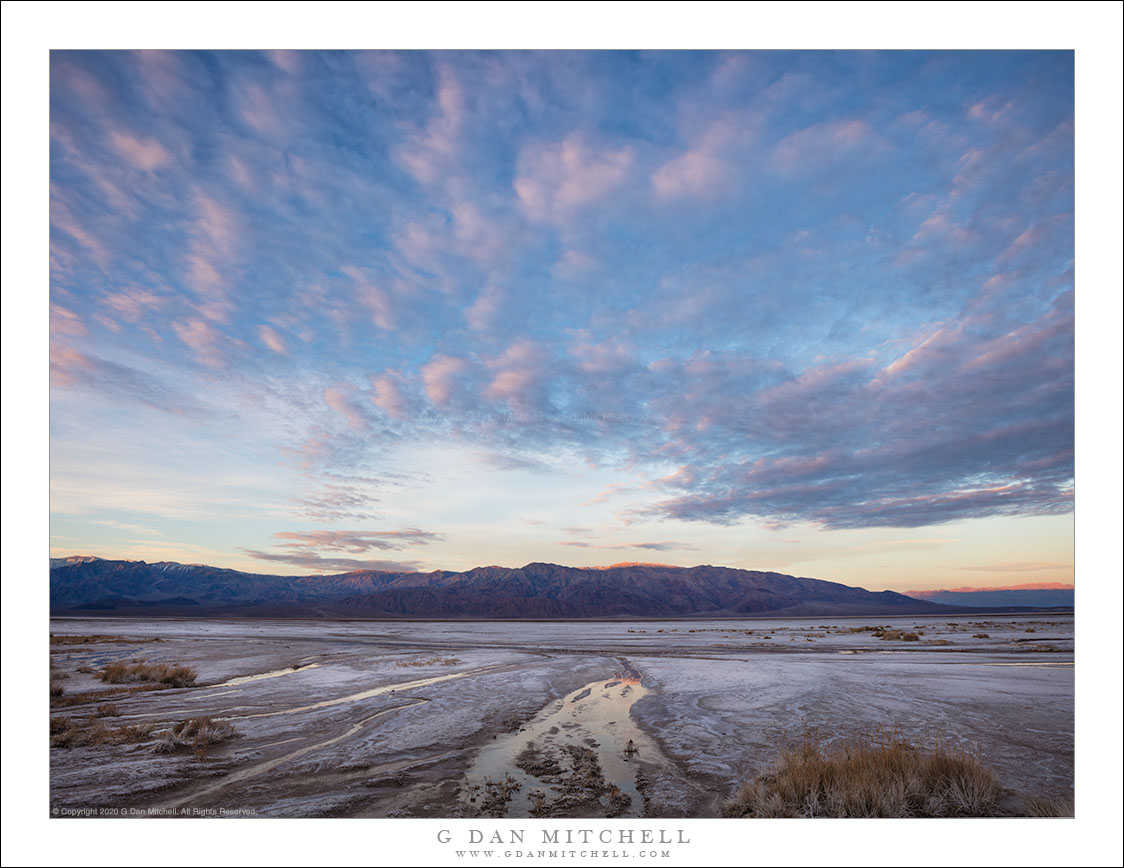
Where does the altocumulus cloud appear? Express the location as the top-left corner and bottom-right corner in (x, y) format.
(49, 50), (1073, 541)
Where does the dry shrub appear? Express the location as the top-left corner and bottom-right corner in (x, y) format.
(722, 732), (1005, 818)
(98, 661), (197, 688)
(50, 717), (156, 749)
(877, 630), (920, 642)
(50, 683), (162, 709)
(396, 655), (461, 667)
(1024, 796), (1074, 817)
(151, 717), (237, 754)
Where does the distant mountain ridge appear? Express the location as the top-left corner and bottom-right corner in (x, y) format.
(905, 587), (1074, 608)
(48, 555), (1062, 619)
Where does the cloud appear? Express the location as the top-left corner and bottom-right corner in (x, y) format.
(271, 528), (444, 553)
(394, 63), (466, 185)
(341, 266), (397, 330)
(370, 371), (411, 419)
(290, 482), (382, 523)
(652, 114), (754, 200)
(107, 130), (172, 171)
(558, 540), (698, 552)
(50, 303), (87, 338)
(476, 451), (554, 473)
(50, 347), (205, 415)
(172, 318), (226, 367)
(421, 354), (473, 407)
(92, 519), (165, 536)
(258, 325), (288, 354)
(185, 193), (242, 308)
(515, 134), (634, 224)
(47, 51), (1074, 547)
(641, 290), (1073, 529)
(323, 386), (370, 433)
(242, 550), (423, 573)
(953, 564), (1071, 574)
(101, 288), (165, 324)
(772, 118), (886, 172)
(484, 339), (553, 407)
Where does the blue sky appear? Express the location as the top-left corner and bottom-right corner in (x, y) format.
(48, 50), (1075, 589)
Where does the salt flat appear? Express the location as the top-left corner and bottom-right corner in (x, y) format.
(48, 614), (1074, 818)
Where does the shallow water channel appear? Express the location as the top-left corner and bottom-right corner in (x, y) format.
(462, 676), (666, 818)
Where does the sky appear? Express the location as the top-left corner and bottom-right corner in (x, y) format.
(47, 49), (1076, 592)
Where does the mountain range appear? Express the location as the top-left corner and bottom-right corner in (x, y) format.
(905, 587), (1074, 608)
(48, 556), (1073, 619)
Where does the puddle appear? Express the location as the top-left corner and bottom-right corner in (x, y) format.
(213, 663), (321, 688)
(461, 675), (665, 818)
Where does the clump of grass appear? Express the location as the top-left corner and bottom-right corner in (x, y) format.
(876, 629), (920, 642)
(50, 717), (156, 749)
(1024, 796), (1074, 817)
(50, 634), (162, 645)
(98, 661), (197, 688)
(50, 683), (162, 709)
(722, 731), (1005, 818)
(50, 681), (65, 698)
(395, 655), (461, 667)
(150, 717), (237, 754)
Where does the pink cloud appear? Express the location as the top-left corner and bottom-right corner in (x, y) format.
(50, 189), (110, 267)
(569, 335), (635, 375)
(341, 266), (395, 330)
(394, 65), (465, 185)
(49, 346), (89, 388)
(652, 148), (726, 200)
(102, 287), (164, 324)
(108, 130), (172, 171)
(50, 303), (86, 339)
(652, 117), (748, 200)
(258, 324), (288, 355)
(172, 318), (225, 367)
(515, 134), (633, 224)
(238, 83), (291, 141)
(323, 386), (368, 433)
(184, 192), (242, 312)
(463, 284), (506, 331)
(370, 371), (409, 418)
(773, 118), (884, 172)
(421, 354), (471, 406)
(272, 528), (442, 553)
(485, 339), (551, 405)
